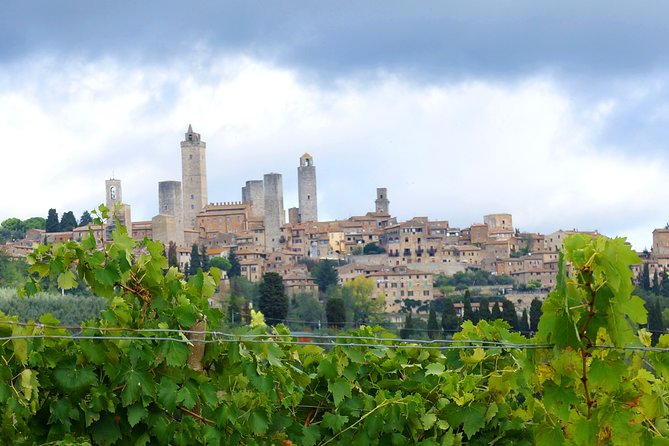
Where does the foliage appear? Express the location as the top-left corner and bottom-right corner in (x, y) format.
(60, 211), (78, 232)
(208, 255), (230, 272)
(500, 299), (518, 330)
(312, 259), (339, 293)
(200, 245), (209, 272)
(1, 216), (44, 243)
(529, 297), (542, 332)
(339, 276), (383, 325)
(435, 269), (514, 288)
(478, 296), (491, 321)
(3, 224), (669, 445)
(0, 252), (29, 288)
(79, 211), (93, 227)
(427, 304), (439, 339)
(227, 249), (241, 277)
(362, 243), (385, 255)
(400, 311), (414, 339)
(462, 290), (475, 323)
(491, 301), (502, 319)
(287, 293), (323, 330)
(45, 208), (60, 233)
(189, 243), (200, 276)
(325, 296), (346, 328)
(441, 299), (460, 336)
(518, 308), (530, 334)
(167, 241), (178, 269)
(0, 288), (107, 326)
(258, 272), (288, 325)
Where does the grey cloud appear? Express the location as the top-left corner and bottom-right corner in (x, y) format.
(3, 1), (669, 82)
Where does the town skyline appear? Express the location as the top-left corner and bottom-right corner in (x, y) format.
(2, 2), (669, 250)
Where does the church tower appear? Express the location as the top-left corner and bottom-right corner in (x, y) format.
(181, 125), (208, 229)
(375, 188), (389, 214)
(105, 178), (122, 210)
(297, 153), (318, 223)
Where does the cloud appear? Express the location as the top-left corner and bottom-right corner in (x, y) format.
(1, 53), (667, 250)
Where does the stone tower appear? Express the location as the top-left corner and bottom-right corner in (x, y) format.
(105, 178), (122, 210)
(375, 188), (389, 214)
(104, 178), (131, 240)
(157, 180), (184, 245)
(297, 153), (318, 223)
(263, 173), (285, 252)
(241, 180), (265, 218)
(181, 125), (207, 229)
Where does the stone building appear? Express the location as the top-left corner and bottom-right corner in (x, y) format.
(241, 180), (264, 218)
(181, 125), (208, 229)
(263, 173), (285, 252)
(297, 153), (318, 223)
(195, 202), (250, 235)
(104, 178), (132, 241)
(156, 180), (184, 245)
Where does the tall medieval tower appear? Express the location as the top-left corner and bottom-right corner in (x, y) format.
(297, 153), (318, 223)
(181, 125), (208, 229)
(264, 173), (285, 252)
(105, 178), (122, 210)
(375, 188), (389, 214)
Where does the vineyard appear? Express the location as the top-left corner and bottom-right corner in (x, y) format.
(1, 211), (669, 445)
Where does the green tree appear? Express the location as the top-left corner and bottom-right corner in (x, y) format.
(189, 243), (201, 276)
(340, 276), (383, 324)
(478, 297), (491, 321)
(641, 262), (651, 290)
(312, 259), (339, 293)
(648, 299), (665, 345)
(79, 210), (93, 226)
(518, 308), (530, 335)
(529, 298), (542, 333)
(227, 249), (241, 277)
(491, 301), (502, 320)
(45, 208), (60, 233)
(258, 272), (288, 325)
(441, 300), (460, 336)
(400, 311), (415, 339)
(501, 299), (518, 330)
(427, 304), (439, 339)
(200, 245), (209, 272)
(23, 217), (45, 231)
(661, 272), (669, 297)
(462, 290), (475, 322)
(653, 270), (660, 294)
(363, 243), (386, 255)
(209, 256), (231, 272)
(0, 252), (28, 288)
(288, 293), (323, 330)
(167, 241), (178, 269)
(1, 217), (25, 233)
(325, 296), (346, 328)
(59, 211), (78, 232)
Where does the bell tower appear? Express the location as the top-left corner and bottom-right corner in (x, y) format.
(181, 124), (208, 229)
(297, 153), (318, 223)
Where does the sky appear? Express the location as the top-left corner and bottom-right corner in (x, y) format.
(2, 1), (669, 250)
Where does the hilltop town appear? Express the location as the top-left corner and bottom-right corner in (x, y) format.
(3, 125), (667, 321)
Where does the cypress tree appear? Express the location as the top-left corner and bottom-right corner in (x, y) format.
(501, 299), (518, 330)
(478, 297), (491, 321)
(518, 308), (530, 335)
(167, 242), (178, 268)
(661, 271), (669, 297)
(427, 304), (439, 339)
(45, 209), (60, 233)
(258, 272), (289, 325)
(642, 263), (651, 290)
(189, 244), (200, 276)
(325, 297), (346, 329)
(59, 211), (78, 232)
(491, 301), (502, 320)
(79, 210), (93, 226)
(653, 270), (660, 294)
(200, 245), (209, 272)
(228, 250), (241, 277)
(400, 311), (415, 339)
(462, 290), (475, 322)
(529, 298), (542, 333)
(441, 300), (460, 337)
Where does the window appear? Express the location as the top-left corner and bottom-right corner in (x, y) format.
(407, 291), (414, 297)
(423, 290), (430, 296)
(189, 154), (192, 159)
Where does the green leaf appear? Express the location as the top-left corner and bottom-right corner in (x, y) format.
(53, 364), (97, 393)
(127, 403), (148, 428)
(248, 409), (269, 435)
(421, 413), (437, 430)
(329, 378), (352, 406)
(165, 341), (189, 367)
(121, 369), (155, 407)
(425, 362), (445, 377)
(322, 412), (349, 430)
(57, 270), (78, 290)
(91, 414), (122, 446)
(157, 377), (178, 412)
(302, 425), (321, 446)
(176, 383), (198, 410)
(461, 405), (485, 440)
